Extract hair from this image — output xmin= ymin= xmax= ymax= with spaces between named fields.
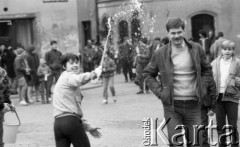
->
xmin=199 ymin=30 xmax=207 ymax=38
xmin=166 ymin=17 xmax=185 ymax=32
xmin=61 ymin=53 xmax=79 ymax=69
xmin=50 ymin=40 xmax=57 ymax=46
xmin=154 ymin=37 xmax=161 ymax=41
xmin=221 ymin=40 xmax=235 ymax=50
xmin=161 ymin=37 xmax=169 ymax=45
xmin=218 ymin=32 xmax=224 ymax=37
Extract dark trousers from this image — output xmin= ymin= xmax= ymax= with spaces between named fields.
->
xmin=54 ymin=116 xmax=90 ymax=147
xmin=201 ymin=107 xmax=210 ymax=147
xmin=135 ymin=63 xmax=149 ymax=91
xmin=39 ymin=81 xmax=50 ymax=102
xmin=164 ymin=100 xmax=201 ymax=147
xmin=216 ymin=94 xmax=239 ymax=147
xmin=47 ymin=70 xmax=61 ymax=98
xmin=121 ymin=61 xmax=133 ymax=81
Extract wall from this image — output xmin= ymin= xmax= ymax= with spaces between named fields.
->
xmin=0 ymin=0 xmax=79 ymax=56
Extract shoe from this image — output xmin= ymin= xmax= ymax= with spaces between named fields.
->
xmin=36 ymin=99 xmax=42 ymax=102
xmin=19 ymin=100 xmax=28 ymax=106
xmin=136 ymin=90 xmax=144 ymax=94
xmin=102 ymin=99 xmax=108 ymax=104
xmin=48 ymin=98 xmax=52 ymax=101
xmin=125 ymin=79 xmax=128 ymax=82
xmin=113 ymin=96 xmax=117 ymax=103
xmin=29 ymin=98 xmax=34 ymax=103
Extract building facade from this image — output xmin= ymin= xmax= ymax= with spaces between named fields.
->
xmin=97 ymin=0 xmax=240 ymax=54
xmin=0 ymin=0 xmax=79 ymax=56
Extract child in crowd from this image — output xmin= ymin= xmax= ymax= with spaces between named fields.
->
xmin=0 ymin=67 xmax=15 ymax=147
xmin=37 ymin=58 xmax=51 ymax=104
xmin=53 ymin=53 xmax=102 ymax=147
xmin=102 ymin=52 xmax=117 ymax=104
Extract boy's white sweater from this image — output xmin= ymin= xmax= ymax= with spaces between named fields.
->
xmin=53 ymin=71 xmax=93 ymax=131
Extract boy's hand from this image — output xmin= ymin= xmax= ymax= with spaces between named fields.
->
xmin=94 ymin=66 xmax=102 ymax=77
xmin=207 ymin=110 xmax=215 ymax=116
xmin=89 ymin=127 xmax=102 ymax=138
xmin=90 ymin=71 xmax=97 ymax=80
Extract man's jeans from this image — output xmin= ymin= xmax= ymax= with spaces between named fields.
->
xmin=103 ymin=76 xmax=115 ymax=99
xmin=164 ymin=100 xmax=201 ymax=147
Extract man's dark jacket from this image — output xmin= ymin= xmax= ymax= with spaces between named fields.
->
xmin=143 ymin=39 xmax=216 ymax=107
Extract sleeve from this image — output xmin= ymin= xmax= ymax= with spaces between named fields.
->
xmin=67 ymin=72 xmax=92 ymax=87
xmin=15 ymin=58 xmax=26 ymax=72
xmin=143 ymin=53 xmax=162 ymax=98
xmin=45 ymin=52 xmax=50 ymax=66
xmin=37 ymin=67 xmax=44 ymax=76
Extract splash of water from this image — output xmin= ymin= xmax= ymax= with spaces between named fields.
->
xmin=100 ymin=17 xmax=112 ymax=66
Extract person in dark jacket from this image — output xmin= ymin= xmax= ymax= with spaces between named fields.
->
xmin=118 ymin=37 xmax=134 ymax=82
xmin=0 ymin=67 xmax=15 ymax=147
xmin=143 ymin=17 xmax=215 ymax=147
xmin=200 ymin=76 xmax=217 ymax=147
xmin=24 ymin=45 xmax=40 ymax=103
xmin=45 ymin=40 xmax=62 ymax=100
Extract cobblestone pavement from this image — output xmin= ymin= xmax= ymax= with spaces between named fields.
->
xmin=3 ymin=74 xmax=235 ymax=147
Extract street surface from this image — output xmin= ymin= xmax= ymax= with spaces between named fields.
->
xmin=3 ymin=74 xmax=234 ymax=147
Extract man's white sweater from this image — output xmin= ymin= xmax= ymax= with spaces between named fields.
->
xmin=171 ymin=42 xmax=197 ymax=101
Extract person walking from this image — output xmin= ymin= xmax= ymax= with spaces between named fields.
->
xmin=144 ymin=17 xmax=215 ymax=147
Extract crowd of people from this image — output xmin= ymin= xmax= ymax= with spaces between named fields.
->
xmin=0 ymin=16 xmax=239 ymax=146
xmin=0 ymin=40 xmax=62 ymax=106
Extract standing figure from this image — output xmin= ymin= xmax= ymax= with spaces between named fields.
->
xmin=45 ymin=40 xmax=62 ymax=100
xmin=14 ymin=47 xmax=29 ymax=106
xmin=53 ymin=53 xmax=102 ymax=147
xmin=24 ymin=45 xmax=40 ymax=103
xmin=37 ymin=58 xmax=51 ymax=104
xmin=119 ymin=37 xmax=134 ymax=82
xmin=211 ymin=40 xmax=240 ymax=147
xmin=144 ymin=17 xmax=215 ymax=147
xmin=102 ymin=52 xmax=116 ymax=104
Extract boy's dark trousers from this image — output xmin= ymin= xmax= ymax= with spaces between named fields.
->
xmin=201 ymin=106 xmax=210 ymax=147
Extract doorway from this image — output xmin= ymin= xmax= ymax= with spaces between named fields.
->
xmin=0 ymin=19 xmax=34 ymax=49
xmin=191 ymin=14 xmax=215 ymax=42
xmin=82 ymin=21 xmax=92 ymax=46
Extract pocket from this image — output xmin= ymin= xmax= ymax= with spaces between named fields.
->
xmin=225 ymin=85 xmax=239 ymax=96
xmin=158 ymin=87 xmax=170 ymax=104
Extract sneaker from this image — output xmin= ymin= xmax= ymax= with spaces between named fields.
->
xmin=19 ymin=100 xmax=28 ymax=106
xmin=136 ymin=90 xmax=144 ymax=94
xmin=113 ymin=96 xmax=117 ymax=103
xmin=102 ymin=99 xmax=108 ymax=104
xmin=29 ymin=98 xmax=34 ymax=103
